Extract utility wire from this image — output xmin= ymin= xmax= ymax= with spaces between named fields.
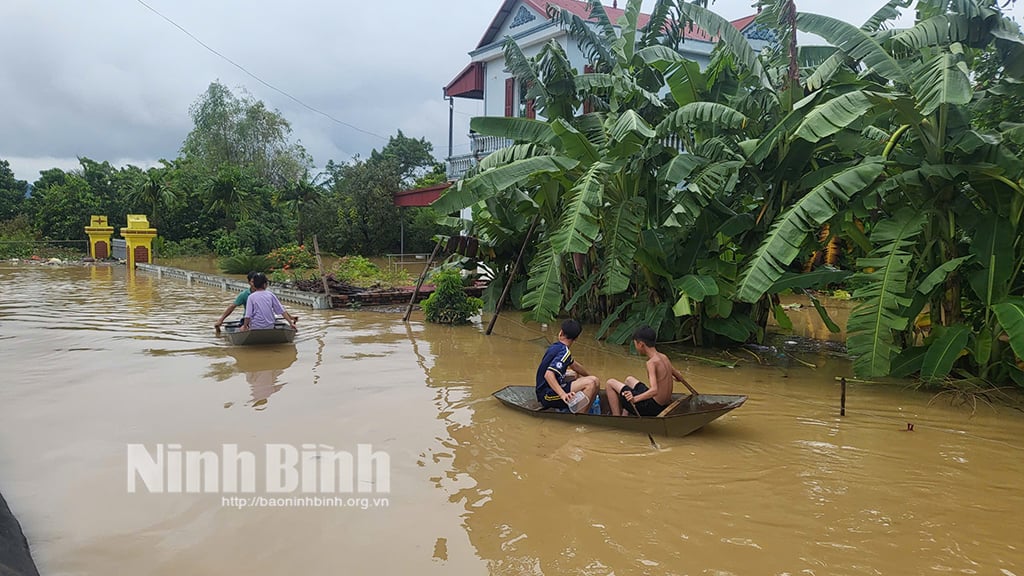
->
xmin=134 ymin=0 xmax=389 ymax=141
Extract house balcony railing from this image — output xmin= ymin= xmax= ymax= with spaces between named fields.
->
xmin=446 ymin=132 xmax=687 ymax=181
xmin=446 ymin=134 xmax=513 ymax=180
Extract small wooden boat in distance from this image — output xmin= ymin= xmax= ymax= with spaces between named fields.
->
xmin=492 ymin=386 xmax=746 ymax=438
xmin=221 ymin=319 xmax=296 ymax=346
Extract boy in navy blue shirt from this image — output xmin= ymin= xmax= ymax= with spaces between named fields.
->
xmin=535 ymin=319 xmax=599 ymax=411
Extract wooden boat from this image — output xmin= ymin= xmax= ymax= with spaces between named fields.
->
xmin=221 ymin=319 xmax=296 ymax=346
xmin=492 ymin=386 xmax=746 ymax=438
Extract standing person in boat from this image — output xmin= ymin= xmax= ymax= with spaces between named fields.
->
xmin=606 ymin=325 xmax=692 ymax=416
xmin=535 ymin=319 xmax=599 ymax=411
xmin=214 ymin=271 xmax=258 ymax=333
xmin=241 ymin=272 xmax=298 ymax=332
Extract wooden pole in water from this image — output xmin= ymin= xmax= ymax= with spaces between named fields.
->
xmin=485 ymin=213 xmax=540 ymax=336
xmin=840 ymin=377 xmax=847 ymax=416
xmin=312 ymin=235 xmax=331 ymax=306
xmin=403 ymin=239 xmax=443 ymax=322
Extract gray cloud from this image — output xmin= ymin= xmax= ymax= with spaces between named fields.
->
xmin=1 ymin=0 xmax=1019 ymax=182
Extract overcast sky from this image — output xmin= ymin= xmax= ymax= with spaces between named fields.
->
xmin=1 ymin=0 xmax=1021 ymax=182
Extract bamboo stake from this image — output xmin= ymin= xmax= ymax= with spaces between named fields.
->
xmin=840 ymin=377 xmax=847 ymax=417
xmin=403 ymin=239 xmax=443 ymax=322
xmin=485 ymin=213 xmax=541 ymax=336
xmin=312 ymin=235 xmax=331 ymax=306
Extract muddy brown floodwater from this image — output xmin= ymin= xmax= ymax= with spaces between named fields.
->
xmin=1 ymin=263 xmax=1023 ymax=575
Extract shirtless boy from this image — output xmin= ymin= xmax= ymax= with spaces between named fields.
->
xmin=606 ymin=325 xmax=694 ymax=417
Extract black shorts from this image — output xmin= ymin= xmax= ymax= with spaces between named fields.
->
xmin=538 ymin=381 xmax=572 ymax=410
xmin=619 ymin=382 xmax=666 ymax=417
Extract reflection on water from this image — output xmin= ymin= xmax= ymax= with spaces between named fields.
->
xmin=1 ymin=263 xmax=1023 ymax=576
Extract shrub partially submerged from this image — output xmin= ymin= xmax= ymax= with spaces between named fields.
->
xmin=421 ymin=268 xmax=483 ymax=325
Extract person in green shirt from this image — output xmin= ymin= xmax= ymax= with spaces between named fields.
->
xmin=214 ymin=271 xmax=257 ymax=333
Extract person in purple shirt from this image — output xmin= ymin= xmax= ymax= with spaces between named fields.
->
xmin=241 ymin=273 xmax=298 ymax=332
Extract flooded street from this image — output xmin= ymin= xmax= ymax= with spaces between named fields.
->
xmin=1 ymin=263 xmax=1023 ymax=575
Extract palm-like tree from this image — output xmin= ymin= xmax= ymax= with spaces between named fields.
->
xmin=126 ymin=166 xmax=177 ymax=227
xmin=276 ymin=171 xmax=325 ymax=245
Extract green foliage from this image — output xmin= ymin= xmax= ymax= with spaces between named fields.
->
xmin=267 ymin=243 xmax=315 ymax=270
xmin=218 ymin=253 xmax=272 ymax=274
xmin=0 ymin=215 xmax=37 ymax=259
xmin=212 ymin=230 xmax=241 ymax=256
xmin=421 ymin=268 xmax=484 ymax=325
xmin=182 ymin=82 xmax=311 ymax=189
xmin=0 ymin=160 xmax=28 ymax=222
xmin=333 ymin=256 xmax=412 ymax=289
xmin=153 ymin=237 xmax=210 ymax=258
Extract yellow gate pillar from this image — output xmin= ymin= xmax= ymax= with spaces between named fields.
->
xmin=85 ymin=216 xmax=114 ymax=259
xmin=120 ymin=215 xmax=158 ymax=269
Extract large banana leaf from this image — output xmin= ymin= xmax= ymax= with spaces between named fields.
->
xmin=470 ymin=116 xmax=557 ymax=145
xmin=847 ymin=208 xmax=928 ymax=378
xmin=676 ymin=274 xmax=719 ymax=301
xmin=993 ymin=298 xmax=1024 ymax=360
xmin=796 ymin=13 xmax=909 ymax=85
xmin=546 ymin=3 xmax=615 ymax=68
xmin=664 ymin=59 xmax=708 ymax=107
xmin=574 ymin=73 xmax=665 ymax=109
xmin=520 ymin=243 xmax=563 ymax=323
xmin=861 ymin=0 xmax=912 ymax=32
xmin=677 ymin=3 xmax=773 ymax=89
xmin=431 ymin=155 xmax=577 ymax=214
xmin=735 ymin=161 xmax=885 ymax=303
xmin=657 ymin=102 xmax=748 ymax=134
xmin=804 ymin=51 xmax=848 ymax=93
xmin=891 ymin=15 xmax=975 ymax=50
xmin=658 ymin=154 xmax=708 ymax=185
xmin=916 ymin=255 xmax=972 ymax=295
xmin=637 ymin=45 xmax=687 ymax=70
xmin=912 ymin=48 xmax=972 ymax=116
xmin=967 ymin=213 xmax=1016 ymax=308
xmin=920 ymin=325 xmax=970 ymax=381
xmin=607 ymin=110 xmax=656 ymax=158
xmin=549 ymin=162 xmax=606 ymax=254
xmin=601 ymin=196 xmax=646 ymax=295
xmin=747 ymin=92 xmax=820 ymax=164
xmin=794 ymin=91 xmax=875 ymax=142
xmin=804 ymin=0 xmax=909 ymax=91
xmin=551 ymin=119 xmax=600 ymax=165
xmin=616 ymin=0 xmax=643 ymax=63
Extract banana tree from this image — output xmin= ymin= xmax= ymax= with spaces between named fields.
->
xmin=739 ymin=0 xmax=1024 ymax=381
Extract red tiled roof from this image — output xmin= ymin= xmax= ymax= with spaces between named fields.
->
xmin=477 ymin=0 xmax=756 ymax=48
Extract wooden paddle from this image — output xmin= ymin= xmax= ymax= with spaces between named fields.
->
xmin=656 ymin=398 xmax=683 ymax=418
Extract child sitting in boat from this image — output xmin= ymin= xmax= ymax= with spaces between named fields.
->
xmin=606 ymin=326 xmax=693 ymax=417
xmin=241 ymin=273 xmax=298 ymax=332
xmin=535 ymin=319 xmax=599 ymax=411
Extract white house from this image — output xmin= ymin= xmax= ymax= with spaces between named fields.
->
xmin=442 ymin=0 xmax=773 ymax=180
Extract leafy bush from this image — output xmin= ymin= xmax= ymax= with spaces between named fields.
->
xmin=268 ymin=243 xmax=315 ymax=270
xmin=0 ymin=215 xmax=37 ymax=259
xmin=420 ymin=268 xmax=483 ymax=325
xmin=334 ymin=255 xmax=412 ymax=289
xmin=219 ymin=253 xmax=272 ymax=274
xmin=269 ymin=268 xmax=318 ymax=285
xmin=212 ymin=230 xmax=241 ymax=256
xmin=155 ymin=236 xmax=210 ymax=258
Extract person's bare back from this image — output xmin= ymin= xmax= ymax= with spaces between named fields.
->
xmin=605 ymin=325 xmax=695 ymax=416
xmin=644 ymin=351 xmax=678 ymax=407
